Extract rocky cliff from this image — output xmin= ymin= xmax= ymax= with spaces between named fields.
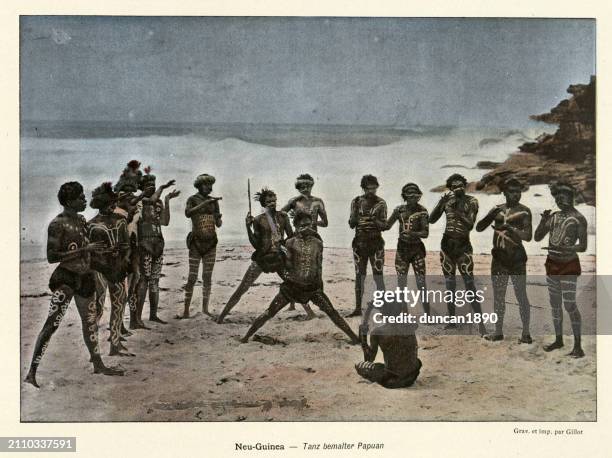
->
xmin=454 ymin=77 xmax=595 ymax=205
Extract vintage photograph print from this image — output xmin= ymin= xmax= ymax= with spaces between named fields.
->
xmin=20 ymin=17 xmax=596 ymax=422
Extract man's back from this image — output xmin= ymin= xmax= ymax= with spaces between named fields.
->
xmin=285 ymin=235 xmax=323 ymax=288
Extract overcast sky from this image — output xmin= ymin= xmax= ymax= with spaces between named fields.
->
xmin=20 ymin=17 xmax=595 ymax=127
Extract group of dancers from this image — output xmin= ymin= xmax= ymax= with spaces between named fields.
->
xmin=24 ymin=160 xmax=588 ymax=389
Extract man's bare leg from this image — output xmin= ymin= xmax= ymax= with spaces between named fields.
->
xmin=128 ymin=263 xmax=145 ymax=329
xmin=95 ymin=274 xmax=127 ymax=341
xmin=355 ymin=361 xmax=387 ymax=383
xmin=561 ymin=276 xmax=584 ymax=358
xmin=544 ymin=275 xmax=565 ymax=352
xmin=26 ymin=287 xmax=124 ymax=388
xmin=440 ymin=250 xmax=458 ymax=329
xmin=287 ymin=301 xmax=306 ymax=313
xmin=486 ymin=266 xmax=509 ymax=341
xmin=108 ymin=281 xmax=134 ymax=356
xmin=456 ymin=251 xmax=487 ymax=336
xmin=148 ymin=281 xmax=166 ymax=324
xmin=74 ymin=294 xmax=124 ymax=376
xmin=94 ymin=272 xmax=107 ymax=323
xmin=462 ymin=274 xmax=487 ymax=336
xmin=200 ymin=247 xmax=217 ymax=316
xmin=311 ymin=292 xmax=359 ymax=343
xmin=179 ymin=249 xmax=201 ymax=319
xmin=411 ymin=255 xmax=431 ymax=315
xmin=119 ymin=278 xmax=131 ymax=336
xmin=148 ymin=255 xmax=167 ymax=324
xmin=300 ymin=303 xmax=316 ymax=320
xmin=217 ymin=262 xmax=262 ymax=323
xmin=25 ymin=286 xmax=73 ymax=388
xmin=348 ymin=249 xmax=368 ymax=317
xmin=134 ymin=276 xmax=150 ymax=329
xmin=240 ymin=292 xmax=290 ymax=343
xmin=371 ymin=248 xmax=386 ymax=290
xmin=511 ymin=273 xmax=532 ymax=343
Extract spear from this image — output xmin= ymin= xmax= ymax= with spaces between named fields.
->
xmin=247 ymin=178 xmax=252 ymax=215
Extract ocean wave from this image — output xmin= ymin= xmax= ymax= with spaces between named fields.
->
xmin=214 ymin=133 xmax=403 ymax=148
xmin=20 ymin=122 xmax=564 ymax=254
xmin=476 ymin=126 xmax=548 ymax=151
xmin=21 ymin=120 xmax=460 ymax=147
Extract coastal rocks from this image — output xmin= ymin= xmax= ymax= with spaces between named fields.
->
xmin=474 ymin=152 xmax=593 ymax=201
xmin=479 ymin=77 xmax=595 ymax=204
xmin=434 ymin=77 xmax=596 ymax=205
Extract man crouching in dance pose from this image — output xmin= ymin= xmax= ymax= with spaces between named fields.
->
xmin=476 ymin=178 xmax=533 ymax=343
xmin=535 ymin=181 xmax=587 ymax=358
xmin=347 ymin=174 xmax=387 ymax=317
xmin=430 ymin=173 xmax=487 ymax=335
xmin=355 ymin=300 xmax=422 ymax=389
xmin=282 ymin=173 xmax=328 ymax=311
xmin=217 ymin=187 xmax=314 ymax=323
xmin=385 ymin=182 xmax=430 ymax=315
xmin=135 ymin=168 xmax=180 ymax=324
xmin=88 ymin=182 xmax=134 ymax=356
xmin=240 ymin=212 xmax=359 ymax=344
xmin=179 ymin=174 xmax=221 ymax=319
xmin=25 ymin=182 xmax=124 ymax=388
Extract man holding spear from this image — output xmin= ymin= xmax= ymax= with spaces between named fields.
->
xmin=217 ymin=181 xmax=314 ymax=323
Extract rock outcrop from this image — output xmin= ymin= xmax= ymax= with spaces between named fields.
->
xmin=435 ymin=77 xmax=596 ymax=205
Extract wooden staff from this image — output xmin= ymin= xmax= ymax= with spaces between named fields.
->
xmin=247 ymin=178 xmax=252 ymax=215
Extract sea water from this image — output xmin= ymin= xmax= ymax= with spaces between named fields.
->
xmin=20 ymin=121 xmax=594 ymax=260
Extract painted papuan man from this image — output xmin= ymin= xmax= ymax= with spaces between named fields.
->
xmin=430 ymin=173 xmax=487 ymax=335
xmin=93 ymin=161 xmax=144 ymax=337
xmin=114 ymin=160 xmax=145 ymax=330
xmin=134 ymin=167 xmax=180 ymax=325
xmin=88 ymin=182 xmax=134 ymax=356
xmin=355 ymin=300 xmax=422 ymax=389
xmin=240 ymin=212 xmax=359 ymax=344
xmin=385 ymin=182 xmax=430 ymax=314
xmin=179 ymin=174 xmax=221 ymax=318
xmin=476 ymin=178 xmax=533 ymax=343
xmin=25 ymin=182 xmax=124 ymax=388
xmin=281 ymin=173 xmax=329 ymax=311
xmin=347 ymin=174 xmax=387 ymax=317
xmin=216 ymin=187 xmax=314 ymax=324
xmin=281 ymin=173 xmax=328 ymax=231
xmin=534 ymin=181 xmax=587 ymax=358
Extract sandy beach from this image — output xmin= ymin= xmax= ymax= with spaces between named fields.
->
xmin=20 ymin=245 xmax=596 ymax=422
